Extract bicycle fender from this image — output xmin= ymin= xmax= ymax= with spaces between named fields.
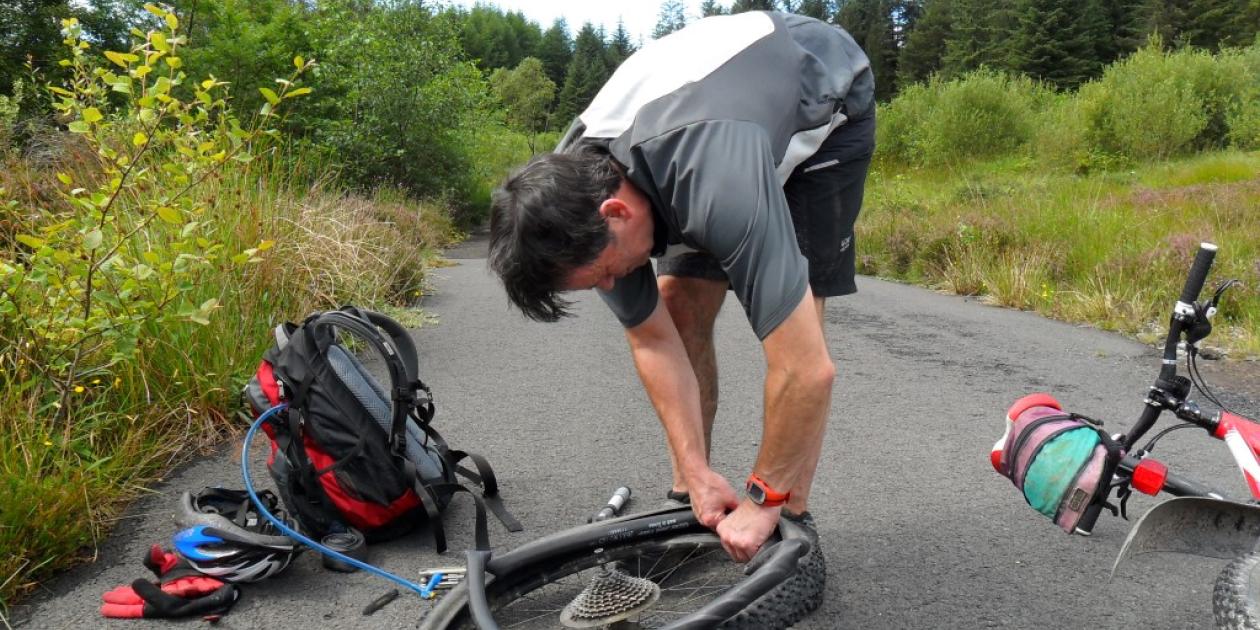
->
xmin=1112 ymin=497 xmax=1260 ymax=579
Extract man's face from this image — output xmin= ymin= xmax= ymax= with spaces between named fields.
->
xmin=563 ymin=235 xmax=651 ymax=292
xmin=561 ymin=181 xmax=654 ymax=292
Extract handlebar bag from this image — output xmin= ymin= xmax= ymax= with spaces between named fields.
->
xmin=995 ymin=396 xmax=1123 ymax=534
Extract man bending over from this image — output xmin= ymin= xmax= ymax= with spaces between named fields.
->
xmin=487 ymin=10 xmax=875 ymax=564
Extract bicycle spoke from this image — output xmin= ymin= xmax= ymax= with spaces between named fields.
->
xmin=481 ymin=539 xmax=752 ymax=629
xmin=648 ymin=544 xmax=706 ymax=585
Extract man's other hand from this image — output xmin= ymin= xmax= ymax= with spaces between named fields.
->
xmin=715 ymin=500 xmax=780 ymax=563
xmin=689 ymin=469 xmax=739 ymax=529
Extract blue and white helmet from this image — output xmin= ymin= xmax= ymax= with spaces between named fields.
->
xmin=173 ymin=488 xmax=300 ymax=583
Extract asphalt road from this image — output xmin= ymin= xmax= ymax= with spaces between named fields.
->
xmin=15 ymin=234 xmax=1259 ymax=630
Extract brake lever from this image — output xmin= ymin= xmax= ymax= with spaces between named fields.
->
xmin=1185 ymin=301 xmax=1214 ymax=347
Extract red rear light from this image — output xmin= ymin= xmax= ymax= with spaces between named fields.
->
xmin=1132 ymin=458 xmax=1169 ymax=496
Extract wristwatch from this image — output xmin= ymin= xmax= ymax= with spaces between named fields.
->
xmin=745 ymin=474 xmax=790 ymax=507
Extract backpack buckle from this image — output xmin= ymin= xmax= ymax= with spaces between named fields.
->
xmin=393 ymin=386 xmax=416 ymax=404
xmin=390 ymin=432 xmax=407 ymax=458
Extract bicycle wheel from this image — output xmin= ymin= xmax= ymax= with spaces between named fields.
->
xmin=422 ymin=506 xmax=824 ymax=630
xmin=1214 ymin=552 xmax=1260 ymax=630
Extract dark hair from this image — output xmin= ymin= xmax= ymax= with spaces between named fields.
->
xmin=488 ymin=145 xmax=622 ymax=321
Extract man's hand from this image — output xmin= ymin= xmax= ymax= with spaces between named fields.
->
xmin=715 ymin=500 xmax=780 ymax=563
xmin=688 ymin=468 xmax=739 ymax=529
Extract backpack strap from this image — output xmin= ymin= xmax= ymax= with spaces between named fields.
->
xmin=449 ymin=449 xmax=523 ymax=533
xmin=357 ymin=309 xmax=420 ymax=384
xmin=402 ymin=457 xmax=452 ymax=553
xmin=361 ymin=308 xmax=435 ymax=424
xmin=308 ymin=310 xmax=420 ymax=460
xmin=414 ymin=420 xmax=523 ymax=534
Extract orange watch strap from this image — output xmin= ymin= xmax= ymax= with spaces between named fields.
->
xmin=746 ymin=473 xmax=791 ymax=506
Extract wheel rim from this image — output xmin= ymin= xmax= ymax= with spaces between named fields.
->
xmin=473 ymin=533 xmax=755 ymax=629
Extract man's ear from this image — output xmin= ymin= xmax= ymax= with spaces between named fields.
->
xmin=598 ymin=196 xmax=630 ymax=221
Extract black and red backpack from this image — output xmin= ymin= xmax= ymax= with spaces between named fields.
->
xmin=243 ymin=306 xmax=520 ymax=552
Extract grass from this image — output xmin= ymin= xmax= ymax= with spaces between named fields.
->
xmin=0 ymin=142 xmax=460 ymax=613
xmin=859 ymin=149 xmax=1260 ymax=358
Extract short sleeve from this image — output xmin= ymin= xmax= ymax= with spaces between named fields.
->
xmin=597 ymin=263 xmax=658 ymax=329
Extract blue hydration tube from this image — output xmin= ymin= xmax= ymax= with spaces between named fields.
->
xmin=242 ymin=404 xmax=430 ymax=597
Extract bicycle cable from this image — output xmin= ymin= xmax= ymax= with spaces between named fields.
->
xmin=1188 ymin=350 xmax=1228 ymax=410
xmin=1184 ymin=279 xmax=1243 ymax=415
xmin=1140 ymin=421 xmax=1198 ymax=454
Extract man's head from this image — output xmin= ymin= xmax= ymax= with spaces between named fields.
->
xmin=489 ymin=145 xmax=655 ymax=321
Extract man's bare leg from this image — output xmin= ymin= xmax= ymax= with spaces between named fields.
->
xmin=787 ymin=296 xmax=831 ymax=513
xmin=658 ymin=275 xmax=727 ymax=494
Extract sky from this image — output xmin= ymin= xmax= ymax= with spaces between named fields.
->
xmin=445 ymin=1 xmax=719 ymax=44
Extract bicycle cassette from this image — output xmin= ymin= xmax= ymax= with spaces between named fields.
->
xmin=560 ymin=567 xmax=661 ymax=628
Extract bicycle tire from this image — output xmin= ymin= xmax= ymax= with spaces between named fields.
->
xmin=422 ymin=506 xmax=824 ymax=629
xmin=1215 ymin=552 xmax=1260 ymax=630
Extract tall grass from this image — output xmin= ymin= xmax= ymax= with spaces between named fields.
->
xmin=865 ymin=41 xmax=1260 ymax=358
xmin=859 ymin=151 xmax=1260 ymax=357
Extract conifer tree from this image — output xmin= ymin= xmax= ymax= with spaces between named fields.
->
xmin=796 ymin=0 xmax=835 ymax=20
xmin=653 ymin=0 xmax=688 ymax=38
xmin=1012 ymin=0 xmax=1107 ymax=89
xmin=1146 ymin=0 xmax=1257 ymax=50
xmin=700 ymin=0 xmax=728 ymax=16
xmin=836 ymin=0 xmax=901 ymax=99
xmin=556 ymin=22 xmax=612 ymax=123
xmin=898 ymin=0 xmax=953 ymax=85
xmin=537 ymin=18 xmax=573 ymax=90
xmin=607 ymin=18 xmax=637 ymax=67
xmin=731 ymin=0 xmax=778 ymax=12
xmin=1179 ymin=0 xmax=1254 ymax=49
xmin=1099 ymin=0 xmax=1150 ymax=64
xmin=940 ymin=0 xmax=1019 ymax=76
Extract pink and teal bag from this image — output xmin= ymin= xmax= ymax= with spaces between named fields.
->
xmin=991 ymin=393 xmax=1123 ymax=535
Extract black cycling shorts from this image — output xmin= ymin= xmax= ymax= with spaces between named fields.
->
xmin=657 ymin=110 xmax=876 ymax=298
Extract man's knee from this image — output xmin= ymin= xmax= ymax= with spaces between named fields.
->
xmin=658 ymin=276 xmax=725 ymax=335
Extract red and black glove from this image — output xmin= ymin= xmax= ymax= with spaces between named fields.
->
xmin=100 ymin=545 xmax=240 ymax=619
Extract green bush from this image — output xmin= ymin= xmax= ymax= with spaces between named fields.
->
xmin=876 ymin=69 xmax=1055 ymax=167
xmin=1226 ymin=43 xmax=1260 ymax=149
xmin=1075 ymin=41 xmax=1260 ymax=160
xmin=301 ymin=1 xmax=496 ymax=224
xmin=0 ymin=89 xmax=15 ymax=150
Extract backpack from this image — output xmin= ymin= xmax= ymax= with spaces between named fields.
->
xmin=243 ymin=306 xmax=521 ymax=552
xmin=991 ymin=393 xmax=1123 ymax=535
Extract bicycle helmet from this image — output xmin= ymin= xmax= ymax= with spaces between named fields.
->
xmin=173 ymin=487 xmax=301 ymax=583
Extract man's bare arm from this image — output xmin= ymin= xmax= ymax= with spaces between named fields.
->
xmin=716 ymin=287 xmax=833 ymax=561
xmin=756 ymin=286 xmax=834 ymax=503
xmin=625 ymin=299 xmax=739 ymax=527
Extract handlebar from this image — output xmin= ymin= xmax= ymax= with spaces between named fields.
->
xmin=1159 ymin=242 xmax=1217 ymax=376
xmin=1178 ymin=243 xmax=1218 ymax=306
xmin=1125 ymin=242 xmax=1219 ymax=448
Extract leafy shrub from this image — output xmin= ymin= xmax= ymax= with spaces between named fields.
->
xmin=301 ymin=1 xmax=495 ymax=224
xmin=0 ymin=6 xmax=308 ymax=604
xmin=876 ymin=69 xmax=1056 ymax=167
xmin=1226 ymin=43 xmax=1260 ymax=150
xmin=0 ymin=91 xmax=15 ymax=151
xmin=1075 ymin=41 xmax=1260 ymax=160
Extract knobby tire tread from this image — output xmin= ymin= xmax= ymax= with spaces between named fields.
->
xmin=717 ymin=530 xmax=826 ymax=630
xmin=1214 ymin=552 xmax=1260 ymax=630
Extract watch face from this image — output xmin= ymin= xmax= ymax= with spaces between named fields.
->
xmin=747 ymin=481 xmax=766 ymax=504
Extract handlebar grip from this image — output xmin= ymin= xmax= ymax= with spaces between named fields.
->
xmin=1177 ymin=243 xmax=1218 ymax=305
